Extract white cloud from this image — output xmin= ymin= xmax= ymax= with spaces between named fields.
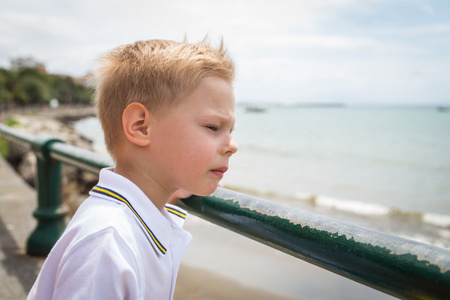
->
xmin=0 ymin=10 xmax=85 ymax=45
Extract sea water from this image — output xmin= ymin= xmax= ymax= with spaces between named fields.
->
xmin=74 ymin=105 xmax=450 ymax=248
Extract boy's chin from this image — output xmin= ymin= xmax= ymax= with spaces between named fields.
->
xmin=193 ymin=187 xmax=219 ymax=197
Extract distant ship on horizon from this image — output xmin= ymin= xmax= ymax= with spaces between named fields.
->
xmin=245 ymin=105 xmax=267 ymax=113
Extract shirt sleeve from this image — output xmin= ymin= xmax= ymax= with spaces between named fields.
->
xmin=52 ymin=228 xmax=141 ymax=300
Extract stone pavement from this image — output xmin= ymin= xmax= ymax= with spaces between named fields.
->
xmin=0 ymin=155 xmax=45 ymax=300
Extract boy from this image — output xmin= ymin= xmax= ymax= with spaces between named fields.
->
xmin=28 ymin=39 xmax=238 ymax=299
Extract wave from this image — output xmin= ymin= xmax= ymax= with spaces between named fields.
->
xmin=223 ymin=184 xmax=450 ymax=228
xmin=422 ymin=213 xmax=450 ymax=228
xmin=313 ymin=195 xmax=450 ymax=228
xmin=312 ymin=195 xmax=393 ymax=216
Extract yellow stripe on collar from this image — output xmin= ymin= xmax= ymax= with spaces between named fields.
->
xmin=165 ymin=207 xmax=187 ymax=219
xmin=91 ymin=186 xmax=167 ymax=255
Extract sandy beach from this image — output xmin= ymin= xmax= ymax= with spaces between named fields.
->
xmin=175 ymin=264 xmax=295 ymax=300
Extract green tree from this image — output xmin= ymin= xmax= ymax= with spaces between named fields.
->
xmin=52 ymin=76 xmax=76 ymax=103
xmin=0 ymin=68 xmax=13 ymax=102
xmin=14 ymin=68 xmax=52 ymax=103
xmin=18 ymin=67 xmax=50 ymax=83
xmin=16 ymin=76 xmax=52 ymax=103
xmin=77 ymin=86 xmax=94 ymax=103
xmin=1 ymin=59 xmax=94 ymax=105
xmin=53 ymin=75 xmax=94 ymax=104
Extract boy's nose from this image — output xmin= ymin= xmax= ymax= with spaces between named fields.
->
xmin=226 ymin=139 xmax=238 ymax=156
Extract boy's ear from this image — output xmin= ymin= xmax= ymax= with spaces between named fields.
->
xmin=122 ymin=102 xmax=152 ymax=146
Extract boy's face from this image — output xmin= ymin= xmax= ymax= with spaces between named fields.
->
xmin=148 ymin=76 xmax=237 ymax=196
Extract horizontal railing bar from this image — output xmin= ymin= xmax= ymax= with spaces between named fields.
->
xmin=0 ymin=123 xmax=35 ymax=148
xmin=49 ymin=142 xmax=113 ymax=175
xmin=178 ymin=188 xmax=450 ymax=300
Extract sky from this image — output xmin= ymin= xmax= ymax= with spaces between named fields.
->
xmin=1 ymin=0 xmax=449 ymax=105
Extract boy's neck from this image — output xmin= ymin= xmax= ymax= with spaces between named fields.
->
xmin=114 ymin=162 xmax=171 ymax=211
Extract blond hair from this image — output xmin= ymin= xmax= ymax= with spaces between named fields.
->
xmin=93 ymin=39 xmax=235 ymax=158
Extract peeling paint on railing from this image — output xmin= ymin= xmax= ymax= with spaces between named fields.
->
xmin=178 ymin=188 xmax=450 ymax=299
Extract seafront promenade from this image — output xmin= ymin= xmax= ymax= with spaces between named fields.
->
xmin=0 ymin=155 xmax=44 ymax=299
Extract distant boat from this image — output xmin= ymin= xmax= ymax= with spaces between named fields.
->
xmin=437 ymin=106 xmax=449 ymax=112
xmin=245 ymin=106 xmax=266 ymax=113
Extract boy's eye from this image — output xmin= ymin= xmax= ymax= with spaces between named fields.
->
xmin=206 ymin=125 xmax=218 ymax=132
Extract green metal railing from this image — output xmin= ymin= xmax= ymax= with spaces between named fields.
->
xmin=0 ymin=123 xmax=113 ymax=256
xmin=1 ymin=123 xmax=450 ymax=299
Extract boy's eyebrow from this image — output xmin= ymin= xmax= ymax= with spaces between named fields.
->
xmin=203 ymin=111 xmax=235 ymax=126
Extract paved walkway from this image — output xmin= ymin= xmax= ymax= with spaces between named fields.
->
xmin=0 ymin=155 xmax=45 ymax=300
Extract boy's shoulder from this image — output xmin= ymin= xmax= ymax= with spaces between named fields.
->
xmin=65 ymin=195 xmax=142 ymax=247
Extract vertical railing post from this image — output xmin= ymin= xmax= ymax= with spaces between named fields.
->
xmin=27 ymin=137 xmax=67 ymax=256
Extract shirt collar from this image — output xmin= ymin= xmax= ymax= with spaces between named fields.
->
xmin=89 ymin=167 xmax=188 ymax=256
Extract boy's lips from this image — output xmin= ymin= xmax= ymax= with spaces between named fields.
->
xmin=211 ymin=166 xmax=228 ymax=178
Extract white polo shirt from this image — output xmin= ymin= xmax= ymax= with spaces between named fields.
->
xmin=28 ymin=168 xmax=192 ymax=300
